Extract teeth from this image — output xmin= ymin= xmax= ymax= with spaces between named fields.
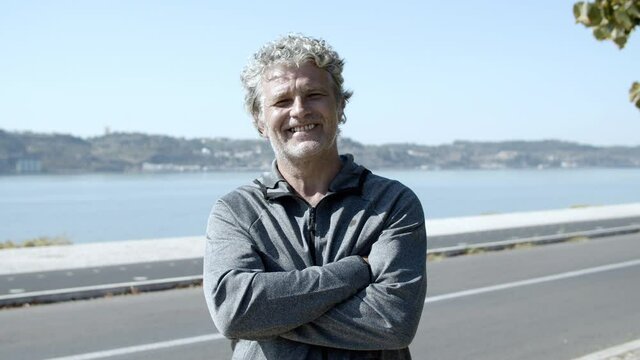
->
xmin=290 ymin=124 xmax=316 ymax=132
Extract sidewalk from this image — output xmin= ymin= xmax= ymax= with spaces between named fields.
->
xmin=0 ymin=236 xmax=204 ymax=276
xmin=426 ymin=202 xmax=640 ymax=236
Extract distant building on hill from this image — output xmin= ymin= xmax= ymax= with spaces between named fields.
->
xmin=15 ymin=159 xmax=42 ymax=174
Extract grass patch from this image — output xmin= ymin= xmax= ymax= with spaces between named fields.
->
xmin=427 ymin=253 xmax=446 ymax=262
xmin=0 ymin=236 xmax=72 ymax=250
xmin=566 ymin=236 xmax=589 ymax=243
xmin=512 ymin=242 xmax=534 ymax=250
xmin=465 ymin=247 xmax=487 ymax=255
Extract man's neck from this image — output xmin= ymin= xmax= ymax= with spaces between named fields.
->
xmin=276 ymin=151 xmax=342 ymax=207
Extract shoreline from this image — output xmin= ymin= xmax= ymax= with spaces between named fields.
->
xmin=3 ymin=166 xmax=640 ymax=178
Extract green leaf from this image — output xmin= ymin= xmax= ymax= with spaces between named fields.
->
xmin=630 ymin=82 xmax=640 ymax=109
xmin=613 ymin=32 xmax=629 ymax=48
xmin=611 ymin=27 xmax=627 ymax=49
xmin=588 ymin=3 xmax=605 ymax=25
xmin=574 ymin=2 xmax=590 ymax=24
xmin=626 ymin=4 xmax=640 ymax=19
xmin=614 ymin=8 xmax=634 ymax=29
xmin=593 ymin=25 xmax=612 ymax=40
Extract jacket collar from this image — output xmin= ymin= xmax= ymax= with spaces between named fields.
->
xmin=254 ymin=154 xmax=369 ymax=200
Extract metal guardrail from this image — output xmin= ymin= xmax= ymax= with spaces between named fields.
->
xmin=2 ymin=224 xmax=639 ymax=307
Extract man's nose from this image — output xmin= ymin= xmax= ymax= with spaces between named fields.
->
xmin=290 ymin=96 xmax=310 ymax=118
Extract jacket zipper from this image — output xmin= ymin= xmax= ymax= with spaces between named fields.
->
xmin=308 ymin=206 xmax=317 ymax=264
xmin=298 ymin=195 xmax=337 ymax=265
xmin=309 ymin=207 xmax=316 ymax=237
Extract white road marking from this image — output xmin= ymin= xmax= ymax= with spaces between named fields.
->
xmin=572 ymin=338 xmax=640 ymax=360
xmin=426 ymin=258 xmax=640 ymax=303
xmin=65 ymin=272 xmax=74 ymax=277
xmin=43 ymin=334 xmax=225 ymax=360
xmin=39 ymin=258 xmax=640 ymax=360
xmin=9 ymin=288 xmax=25 ymax=294
xmin=132 ymin=276 xmax=147 ymax=281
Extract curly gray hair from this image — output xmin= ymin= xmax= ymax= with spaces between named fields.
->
xmin=241 ymin=34 xmax=353 ymax=132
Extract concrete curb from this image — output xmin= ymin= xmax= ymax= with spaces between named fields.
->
xmin=0 ymin=275 xmax=202 ymax=307
xmin=427 ymin=224 xmax=640 ymax=257
xmin=573 ymin=339 xmax=640 ymax=360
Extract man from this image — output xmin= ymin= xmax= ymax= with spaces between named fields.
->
xmin=203 ymin=34 xmax=427 ymax=359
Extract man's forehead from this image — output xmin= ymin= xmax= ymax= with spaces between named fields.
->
xmin=262 ymin=62 xmax=329 ymax=84
xmin=263 ymin=66 xmax=296 ymax=84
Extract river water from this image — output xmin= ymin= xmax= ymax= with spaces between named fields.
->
xmin=1 ymin=168 xmax=639 ymax=244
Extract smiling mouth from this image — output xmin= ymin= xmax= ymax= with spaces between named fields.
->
xmin=289 ymin=124 xmax=317 ymax=133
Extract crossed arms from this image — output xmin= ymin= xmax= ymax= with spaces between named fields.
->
xmin=203 ymin=190 xmax=427 ymax=350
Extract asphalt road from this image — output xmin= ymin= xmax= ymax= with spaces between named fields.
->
xmin=1 ymin=233 xmax=639 ymax=360
xmin=0 ymin=259 xmax=203 ymax=298
xmin=2 ymin=216 xmax=639 ymax=299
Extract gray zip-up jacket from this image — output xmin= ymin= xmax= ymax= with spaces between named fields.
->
xmin=203 ymin=154 xmax=427 ymax=359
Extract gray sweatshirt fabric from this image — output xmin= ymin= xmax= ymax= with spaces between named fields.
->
xmin=203 ymin=154 xmax=427 ymax=359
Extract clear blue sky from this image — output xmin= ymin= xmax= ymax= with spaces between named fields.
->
xmin=1 ymin=0 xmax=639 ymax=146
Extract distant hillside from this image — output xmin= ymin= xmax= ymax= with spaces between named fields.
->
xmin=1 ymin=129 xmax=639 ymax=174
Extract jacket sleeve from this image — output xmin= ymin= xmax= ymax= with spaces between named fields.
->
xmin=280 ymin=188 xmax=427 ymax=350
xmin=203 ymin=199 xmax=371 ymax=340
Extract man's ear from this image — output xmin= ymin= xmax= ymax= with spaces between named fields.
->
xmin=338 ymin=98 xmax=346 ymax=122
xmin=255 ymin=116 xmax=267 ymax=138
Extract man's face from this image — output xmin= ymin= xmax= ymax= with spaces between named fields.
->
xmin=257 ymin=62 xmax=343 ymax=163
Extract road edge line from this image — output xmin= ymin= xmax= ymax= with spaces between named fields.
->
xmin=425 ymin=258 xmax=640 ymax=303
xmin=43 ymin=334 xmax=225 ymax=360
xmin=572 ymin=338 xmax=640 ymax=360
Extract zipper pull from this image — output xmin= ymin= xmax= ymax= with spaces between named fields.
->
xmin=309 ymin=208 xmax=316 ymax=237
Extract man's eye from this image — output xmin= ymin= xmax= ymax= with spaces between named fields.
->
xmin=273 ymin=99 xmax=291 ymax=107
xmin=308 ymin=93 xmax=324 ymax=99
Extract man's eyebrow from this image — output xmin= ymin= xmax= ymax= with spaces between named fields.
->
xmin=300 ymin=85 xmax=330 ymax=95
xmin=268 ymin=90 xmax=290 ymax=101
xmin=307 ymin=89 xmax=328 ymax=94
